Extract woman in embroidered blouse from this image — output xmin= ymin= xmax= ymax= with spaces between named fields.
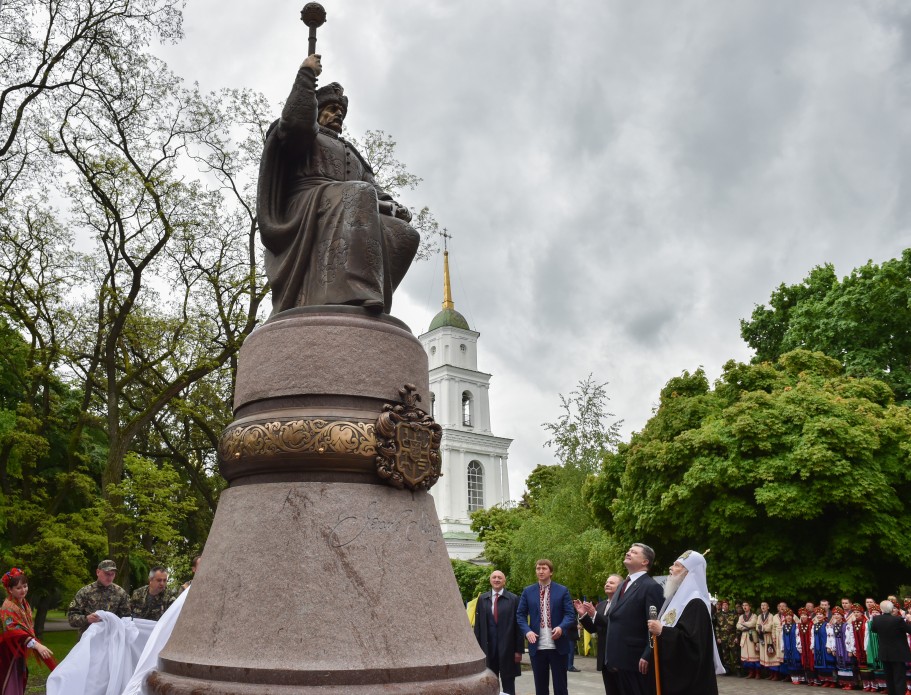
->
xmin=1 ymin=568 xmax=54 ymax=694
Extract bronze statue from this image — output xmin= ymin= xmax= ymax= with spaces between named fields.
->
xmin=257 ymin=53 xmax=420 ymax=315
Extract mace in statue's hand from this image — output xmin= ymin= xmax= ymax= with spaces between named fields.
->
xmin=302 ymin=53 xmax=322 ymax=76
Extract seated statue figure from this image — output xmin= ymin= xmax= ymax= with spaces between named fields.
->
xmin=257 ymin=53 xmax=420 ymax=315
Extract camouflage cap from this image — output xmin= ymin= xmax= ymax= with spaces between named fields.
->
xmin=97 ymin=560 xmax=117 ymax=571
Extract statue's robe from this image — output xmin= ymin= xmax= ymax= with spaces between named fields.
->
xmin=257 ymin=65 xmax=419 ymax=314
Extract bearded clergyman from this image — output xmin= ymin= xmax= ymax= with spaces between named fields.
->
xmin=257 ymin=53 xmax=420 ymax=315
xmin=646 ymin=550 xmax=725 ymax=695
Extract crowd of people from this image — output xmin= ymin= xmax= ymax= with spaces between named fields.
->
xmin=714 ymin=596 xmax=911 ymax=693
xmin=470 ymin=546 xmax=911 ymax=695
xmin=3 ymin=549 xmax=910 ymax=695
xmin=472 ymin=543 xmax=724 ymax=695
xmin=0 ymin=556 xmax=199 ymax=693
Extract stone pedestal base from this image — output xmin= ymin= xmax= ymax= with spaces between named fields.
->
xmin=148 ymin=482 xmax=498 ymax=694
xmin=147 ymin=309 xmax=498 ymax=694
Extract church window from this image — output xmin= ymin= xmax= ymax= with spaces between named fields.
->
xmin=462 ymin=391 xmax=472 ymax=426
xmin=430 ymin=346 xmax=436 ymax=355
xmin=460 ymin=344 xmax=466 ymax=352
xmin=430 ymin=392 xmax=435 ymax=419
xmin=467 ymin=460 xmax=484 ymax=512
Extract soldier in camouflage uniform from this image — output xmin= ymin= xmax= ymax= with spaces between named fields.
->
xmin=67 ymin=559 xmax=130 ymax=636
xmin=714 ymin=598 xmax=740 ymax=675
xmin=130 ymin=566 xmax=174 ymax=620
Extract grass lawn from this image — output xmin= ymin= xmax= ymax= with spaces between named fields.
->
xmin=25 ymin=630 xmax=79 ymax=695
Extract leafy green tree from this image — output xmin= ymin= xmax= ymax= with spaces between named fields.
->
xmin=741 ymin=250 xmax=911 ymax=402
xmin=0 ymin=314 xmax=107 ymax=633
xmin=542 ymin=374 xmax=622 ymax=474
xmin=587 ymin=350 xmax=911 ymax=602
xmin=0 ymin=0 xmax=183 ymax=199
xmin=470 ymin=502 xmax=529 ymax=581
xmin=450 ymin=559 xmax=490 ymax=603
xmin=505 ymin=464 xmax=616 ymax=598
xmin=104 ymin=453 xmax=198 ymax=580
xmin=472 ymin=377 xmax=625 ymax=600
xmin=34 ymin=58 xmax=270 ymax=589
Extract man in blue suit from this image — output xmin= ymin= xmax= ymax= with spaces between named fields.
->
xmin=517 ymin=558 xmax=575 ymax=695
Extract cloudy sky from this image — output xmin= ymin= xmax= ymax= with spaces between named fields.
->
xmin=160 ymin=0 xmax=910 ymax=500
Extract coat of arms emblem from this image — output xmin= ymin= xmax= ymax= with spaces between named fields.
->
xmin=375 ymin=384 xmax=442 ymax=490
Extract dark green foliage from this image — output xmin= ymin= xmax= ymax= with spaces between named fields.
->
xmin=470 ymin=377 xmax=626 ymax=602
xmin=450 ymin=559 xmax=491 ymax=603
xmin=742 ymin=250 xmax=911 ymax=403
xmin=588 ymin=350 xmax=911 ymax=602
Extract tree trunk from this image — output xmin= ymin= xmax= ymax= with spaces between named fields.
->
xmin=33 ymin=593 xmax=56 ymax=638
xmin=103 ymin=439 xmax=132 ymax=593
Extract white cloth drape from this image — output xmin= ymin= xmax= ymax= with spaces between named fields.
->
xmin=46 ymin=612 xmax=156 ymax=695
xmin=121 ymin=585 xmax=189 ymax=694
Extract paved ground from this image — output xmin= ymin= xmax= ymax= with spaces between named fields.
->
xmin=512 ymin=655 xmax=795 ymax=694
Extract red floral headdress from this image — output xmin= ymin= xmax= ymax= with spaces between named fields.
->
xmin=2 ymin=567 xmax=23 ymax=591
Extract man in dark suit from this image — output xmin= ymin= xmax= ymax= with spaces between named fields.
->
xmin=603 ymin=543 xmax=664 ymax=695
xmin=517 ymin=558 xmax=575 ymax=695
xmin=474 ymin=570 xmax=524 ymax=695
xmin=870 ymin=600 xmax=911 ymax=695
xmin=577 ymin=573 xmax=623 ymax=693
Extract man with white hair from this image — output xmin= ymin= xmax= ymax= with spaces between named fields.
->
xmin=646 ymin=550 xmax=724 ymax=695
xmin=575 ymin=573 xmax=623 ymax=693
xmin=869 ymin=600 xmax=911 ymax=695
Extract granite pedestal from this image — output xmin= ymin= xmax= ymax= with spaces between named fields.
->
xmin=147 ymin=308 xmax=499 ymax=694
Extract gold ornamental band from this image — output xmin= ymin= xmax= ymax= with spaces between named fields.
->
xmin=219 ymin=418 xmax=377 ymax=464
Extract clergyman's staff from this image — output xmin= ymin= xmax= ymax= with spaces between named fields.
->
xmin=649 ymin=604 xmax=662 ymax=695
xmin=300 ymin=2 xmax=327 ymax=55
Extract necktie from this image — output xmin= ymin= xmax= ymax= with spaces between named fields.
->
xmin=493 ymin=593 xmax=499 ymax=623
xmin=618 ymin=578 xmax=630 ymax=599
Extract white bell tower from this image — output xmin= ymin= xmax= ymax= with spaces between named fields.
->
xmin=419 ymin=242 xmax=512 ymax=561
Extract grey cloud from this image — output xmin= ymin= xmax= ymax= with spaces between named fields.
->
xmin=158 ymin=0 xmax=911 ymax=498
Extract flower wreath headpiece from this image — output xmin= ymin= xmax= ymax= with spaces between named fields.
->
xmin=2 ymin=567 xmax=23 ymax=591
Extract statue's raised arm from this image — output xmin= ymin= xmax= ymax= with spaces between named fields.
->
xmin=257 ymin=56 xmax=420 ymax=315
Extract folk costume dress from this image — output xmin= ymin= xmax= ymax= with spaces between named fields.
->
xmin=795 ymin=612 xmax=817 ymax=684
xmin=813 ymin=612 xmax=837 ymax=686
xmin=826 ymin=615 xmax=856 ymax=688
xmin=849 ymin=610 xmax=874 ymax=691
xmin=1 ymin=595 xmax=55 ymax=694
xmin=781 ymin=617 xmax=804 ymax=683
xmin=757 ymin=609 xmax=783 ymax=676
xmin=737 ymin=610 xmax=760 ymax=672
xmin=864 ymin=613 xmax=887 ymax=692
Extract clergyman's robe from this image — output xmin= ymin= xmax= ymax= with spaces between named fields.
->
xmin=654 ymin=599 xmax=719 ymax=695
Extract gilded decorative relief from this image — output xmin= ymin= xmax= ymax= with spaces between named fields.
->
xmin=219 ymin=419 xmax=376 ymax=463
